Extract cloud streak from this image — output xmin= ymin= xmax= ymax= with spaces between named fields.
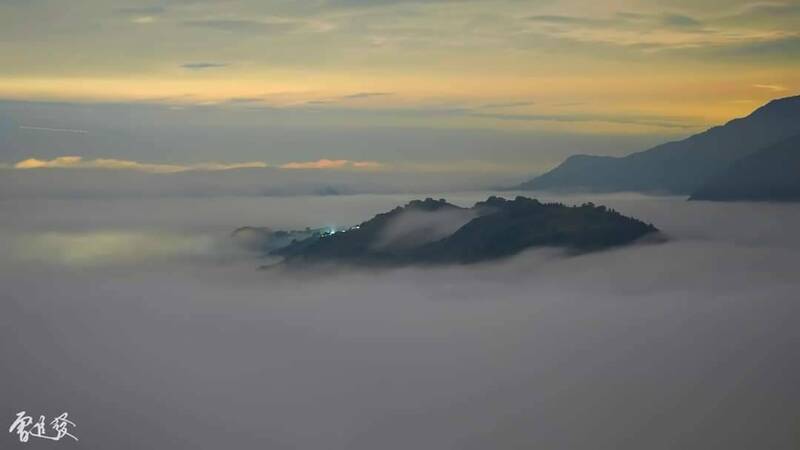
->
xmin=19 ymin=125 xmax=89 ymax=134
xmin=279 ymin=159 xmax=384 ymax=170
xmin=12 ymin=156 xmax=268 ymax=173
xmin=7 ymin=156 xmax=386 ymax=174
xmin=753 ymin=83 xmax=788 ymax=92
xmin=182 ymin=16 xmax=333 ymax=34
xmin=117 ymin=6 xmax=166 ymax=24
xmin=341 ymin=92 xmax=393 ymax=100
xmin=181 ymin=62 xmax=229 ymax=70
xmin=526 ymin=9 xmax=798 ymax=52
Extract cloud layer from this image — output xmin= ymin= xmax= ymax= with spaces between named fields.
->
xmin=1 ymin=192 xmax=799 ymax=449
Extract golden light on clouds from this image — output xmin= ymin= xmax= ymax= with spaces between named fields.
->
xmin=8 ymin=156 xmax=385 ymax=173
xmin=1 ymin=63 xmax=796 ymax=133
xmin=0 ymin=0 xmax=797 ymax=135
xmin=279 ymin=160 xmax=384 ymax=170
xmin=13 ymin=156 xmax=268 ymax=173
xmin=753 ymin=84 xmax=789 ymax=92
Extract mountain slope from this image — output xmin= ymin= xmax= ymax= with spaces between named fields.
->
xmin=272 ymin=196 xmax=659 ymax=266
xmin=690 ymin=134 xmax=800 ymax=201
xmin=519 ymin=95 xmax=800 ymax=194
xmin=271 ymin=198 xmax=471 ymax=264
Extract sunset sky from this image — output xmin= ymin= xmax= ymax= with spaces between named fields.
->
xmin=1 ymin=0 xmax=798 ymax=172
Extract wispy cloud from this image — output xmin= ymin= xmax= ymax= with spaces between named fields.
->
xmin=526 ymin=9 xmax=793 ymax=52
xmin=469 ymin=112 xmax=697 ymax=129
xmin=529 ymin=11 xmax=704 ymax=30
xmin=183 ymin=18 xmax=299 ymax=33
xmin=660 ymin=13 xmax=703 ymax=29
xmin=351 ymin=161 xmax=385 ymax=169
xmin=181 ymin=62 xmax=229 ymax=70
xmin=19 ymin=125 xmax=89 ymax=134
xmin=753 ymin=83 xmax=788 ymax=92
xmin=117 ymin=6 xmax=166 ymax=24
xmin=279 ymin=159 xmax=384 ymax=170
xmin=341 ymin=92 xmax=393 ymax=100
xmin=224 ymin=97 xmax=267 ymax=104
xmin=8 ymin=156 xmax=386 ymax=173
xmin=325 ymin=0 xmax=470 ymax=8
xmin=287 ymin=100 xmax=698 ymax=129
xmin=116 ymin=6 xmax=166 ymax=16
xmin=12 ymin=156 xmax=268 ymax=173
xmin=305 ymin=100 xmax=336 ymax=105
xmin=304 ymin=92 xmax=394 ymax=106
xmin=528 ymin=15 xmax=609 ymax=26
xmin=182 ymin=17 xmax=333 ymax=34
xmin=479 ymin=101 xmax=535 ymax=109
xmin=722 ymin=2 xmax=800 ymax=23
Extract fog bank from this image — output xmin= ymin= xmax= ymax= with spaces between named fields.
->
xmin=2 ymin=192 xmax=799 ymax=449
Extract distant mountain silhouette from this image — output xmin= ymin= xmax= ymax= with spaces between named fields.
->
xmin=268 ymin=196 xmax=659 ymax=267
xmin=518 ymin=95 xmax=800 ymax=194
xmin=690 ymin=134 xmax=800 ymax=201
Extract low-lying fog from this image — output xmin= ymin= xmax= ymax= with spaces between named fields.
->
xmin=2 ymin=191 xmax=799 ymax=449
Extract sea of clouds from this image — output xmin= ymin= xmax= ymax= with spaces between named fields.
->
xmin=2 ymin=187 xmax=799 ymax=449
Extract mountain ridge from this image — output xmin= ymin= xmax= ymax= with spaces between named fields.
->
xmin=690 ymin=133 xmax=800 ymax=201
xmin=267 ymin=196 xmax=660 ymax=267
xmin=518 ymin=95 xmax=800 ymax=194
